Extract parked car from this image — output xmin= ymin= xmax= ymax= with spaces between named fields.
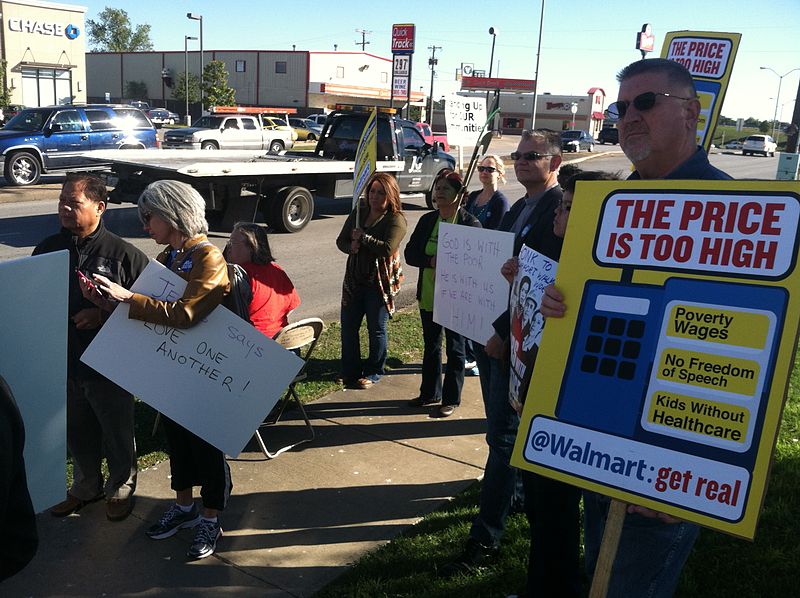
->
xmin=597 ymin=126 xmax=619 ymax=145
xmin=128 ymin=100 xmax=151 ymax=112
xmin=561 ymin=130 xmax=595 ymax=152
xmin=305 ymin=113 xmax=328 ymax=126
xmin=288 ymin=117 xmax=323 ymax=141
xmin=723 ymin=138 xmax=745 ymax=150
xmin=147 ymin=108 xmax=179 ymax=127
xmin=0 ymin=104 xmax=157 ymax=185
xmin=742 ymin=134 xmax=777 ymax=157
xmin=262 ymin=116 xmax=299 ymax=142
xmin=413 ymin=121 xmax=449 ymax=151
xmin=0 ymin=104 xmax=25 ymax=126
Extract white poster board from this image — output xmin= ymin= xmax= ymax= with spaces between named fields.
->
xmin=433 ymin=223 xmax=514 ymax=345
xmin=445 ymin=94 xmax=487 ymax=148
xmin=82 ymin=260 xmax=303 ymax=457
xmin=0 ymin=252 xmax=68 ymax=513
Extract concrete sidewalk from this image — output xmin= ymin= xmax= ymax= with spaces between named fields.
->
xmin=4 ymin=368 xmax=489 ymax=597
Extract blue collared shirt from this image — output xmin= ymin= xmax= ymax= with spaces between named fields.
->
xmin=628 ymin=146 xmax=732 ymax=181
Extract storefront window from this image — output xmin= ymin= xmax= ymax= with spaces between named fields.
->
xmin=21 ymin=67 xmax=73 ymax=107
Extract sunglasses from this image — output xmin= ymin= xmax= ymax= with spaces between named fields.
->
xmin=607 ymin=91 xmax=695 ymax=120
xmin=141 ymin=211 xmax=153 ymax=224
xmin=477 ymin=165 xmax=497 ymax=173
xmin=510 ymin=151 xmax=554 ymax=162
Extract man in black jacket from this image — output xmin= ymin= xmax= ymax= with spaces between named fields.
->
xmin=446 ymin=129 xmax=563 ymax=572
xmin=33 ymin=173 xmax=148 ymax=522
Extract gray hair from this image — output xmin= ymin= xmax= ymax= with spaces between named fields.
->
xmin=617 ymin=58 xmax=697 ymax=97
xmin=138 ymin=180 xmax=208 ymax=237
xmin=480 ymin=154 xmax=507 ymax=185
xmin=520 ymin=129 xmax=562 ymax=156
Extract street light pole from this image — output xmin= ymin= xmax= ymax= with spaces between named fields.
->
xmin=184 ymin=35 xmax=197 ymax=125
xmin=530 ymin=0 xmax=546 ymax=130
xmin=427 ymin=45 xmax=441 ymax=129
xmin=487 ymin=27 xmax=497 ymax=132
xmin=760 ymin=66 xmax=800 ymax=138
xmin=187 ymin=13 xmax=203 ymax=112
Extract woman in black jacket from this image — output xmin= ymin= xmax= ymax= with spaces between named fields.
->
xmin=404 ymin=170 xmax=481 ymax=417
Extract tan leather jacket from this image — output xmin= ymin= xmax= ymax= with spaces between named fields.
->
xmin=128 ymin=235 xmax=231 ymax=329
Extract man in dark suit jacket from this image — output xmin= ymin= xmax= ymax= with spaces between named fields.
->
xmin=446 ymin=129 xmax=564 ymax=573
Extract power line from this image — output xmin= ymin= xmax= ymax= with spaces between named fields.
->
xmin=355 ymin=29 xmax=372 ymax=51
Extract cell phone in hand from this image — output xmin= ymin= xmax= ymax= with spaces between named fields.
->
xmin=76 ymin=270 xmax=101 ymax=295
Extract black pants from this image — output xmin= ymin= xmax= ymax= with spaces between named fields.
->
xmin=163 ymin=416 xmax=232 ymax=511
xmin=419 ymin=309 xmax=466 ymax=406
xmin=522 ymin=469 xmax=582 ymax=598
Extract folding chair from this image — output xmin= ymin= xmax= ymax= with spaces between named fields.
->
xmin=253 ymin=317 xmax=324 ymax=458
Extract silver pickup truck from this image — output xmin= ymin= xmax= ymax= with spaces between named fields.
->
xmin=162 ymin=114 xmax=294 ymax=153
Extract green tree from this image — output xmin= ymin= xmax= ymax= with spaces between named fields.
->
xmin=203 ymin=60 xmax=236 ymax=108
xmin=172 ymin=72 xmax=201 ymax=105
xmin=124 ymin=80 xmax=148 ymax=100
xmin=0 ymin=60 xmax=11 ymax=107
xmin=759 ymin=120 xmax=770 ymax=133
xmin=86 ymin=7 xmax=153 ymax=52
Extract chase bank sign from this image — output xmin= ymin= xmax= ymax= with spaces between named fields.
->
xmin=7 ymin=19 xmax=81 ymax=39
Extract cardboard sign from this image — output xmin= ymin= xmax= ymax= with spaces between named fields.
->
xmin=433 ymin=223 xmax=514 ymax=345
xmin=509 ymin=246 xmax=557 ymax=413
xmin=0 ymin=252 xmax=68 ymax=513
xmin=511 ymin=180 xmax=800 ymax=539
xmin=661 ymin=31 xmax=742 ymax=151
xmin=81 ymin=260 xmax=303 ymax=457
xmin=445 ymin=95 xmax=487 ymax=148
xmin=353 ymin=107 xmax=378 ymax=207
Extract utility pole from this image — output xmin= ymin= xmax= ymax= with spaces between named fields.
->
xmin=355 ymin=29 xmax=372 ymax=51
xmin=428 ymin=45 xmax=441 ymax=127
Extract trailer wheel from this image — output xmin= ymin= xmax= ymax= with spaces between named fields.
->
xmin=270 ymin=186 xmax=314 ymax=233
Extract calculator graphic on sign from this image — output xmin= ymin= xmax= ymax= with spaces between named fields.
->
xmin=555 ymin=277 xmax=787 ymax=465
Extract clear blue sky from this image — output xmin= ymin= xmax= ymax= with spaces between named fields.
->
xmin=80 ymin=0 xmax=800 ymax=122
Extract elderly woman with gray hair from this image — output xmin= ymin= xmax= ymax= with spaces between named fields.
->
xmin=82 ymin=180 xmax=231 ymax=561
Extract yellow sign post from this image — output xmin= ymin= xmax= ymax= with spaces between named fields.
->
xmin=512 ymin=180 xmax=800 ymax=540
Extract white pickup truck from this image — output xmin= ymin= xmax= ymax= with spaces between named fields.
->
xmin=162 ymin=114 xmax=294 ymax=154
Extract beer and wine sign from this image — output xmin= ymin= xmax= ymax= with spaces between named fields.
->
xmin=390 ymin=24 xmax=415 ymax=108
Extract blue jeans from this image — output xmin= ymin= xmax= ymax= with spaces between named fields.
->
xmin=469 ymin=351 xmax=524 ymax=548
xmin=419 ymin=309 xmax=465 ymax=405
xmin=583 ymin=491 xmax=700 ymax=598
xmin=340 ymin=285 xmax=389 ymax=382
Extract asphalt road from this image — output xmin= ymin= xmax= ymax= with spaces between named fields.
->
xmin=0 ymin=142 xmax=781 ymax=322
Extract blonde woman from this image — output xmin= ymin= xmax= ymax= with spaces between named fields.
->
xmin=464 ymin=154 xmax=510 ymax=230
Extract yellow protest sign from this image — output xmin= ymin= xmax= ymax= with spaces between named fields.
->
xmin=661 ymin=31 xmax=742 ymax=151
xmin=511 ymin=179 xmax=800 ymax=539
xmin=353 ymin=107 xmax=378 ymax=208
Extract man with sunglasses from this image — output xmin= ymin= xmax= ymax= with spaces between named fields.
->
xmin=33 ymin=173 xmax=148 ymax=523
xmin=445 ymin=130 xmax=563 ymax=575
xmin=542 ymin=58 xmax=731 ymax=598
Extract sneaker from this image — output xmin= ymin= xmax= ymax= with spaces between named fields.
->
xmin=464 ymin=360 xmax=477 ymax=370
xmin=441 ymin=538 xmax=500 ymax=576
xmin=50 ymin=493 xmax=104 ymax=517
xmin=187 ymin=518 xmax=222 ymax=560
xmin=465 ymin=366 xmax=480 ymax=377
xmin=408 ymin=396 xmax=440 ymax=407
xmin=345 ymin=377 xmax=373 ymax=390
xmin=106 ymin=496 xmax=135 ymax=521
xmin=146 ymin=503 xmax=201 ymax=540
xmin=366 ymin=373 xmax=382 ymax=384
xmin=436 ymin=404 xmax=457 ymax=418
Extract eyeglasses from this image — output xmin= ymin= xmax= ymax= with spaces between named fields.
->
xmin=607 ymin=91 xmax=695 ymax=120
xmin=141 ymin=211 xmax=153 ymax=224
xmin=556 ymin=200 xmax=571 ymax=213
xmin=477 ymin=165 xmax=497 ymax=173
xmin=510 ymin=151 xmax=554 ymax=162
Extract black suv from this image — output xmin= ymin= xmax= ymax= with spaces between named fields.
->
xmin=598 ymin=127 xmax=619 ymax=145
xmin=0 ymin=104 xmax=157 ymax=185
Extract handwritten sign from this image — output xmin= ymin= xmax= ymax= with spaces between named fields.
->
xmin=433 ymin=223 xmax=514 ymax=344
xmin=445 ymin=94 xmax=487 ymax=148
xmin=509 ymin=246 xmax=557 ymax=413
xmin=0 ymin=252 xmax=68 ymax=513
xmin=81 ymin=260 xmax=303 ymax=457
